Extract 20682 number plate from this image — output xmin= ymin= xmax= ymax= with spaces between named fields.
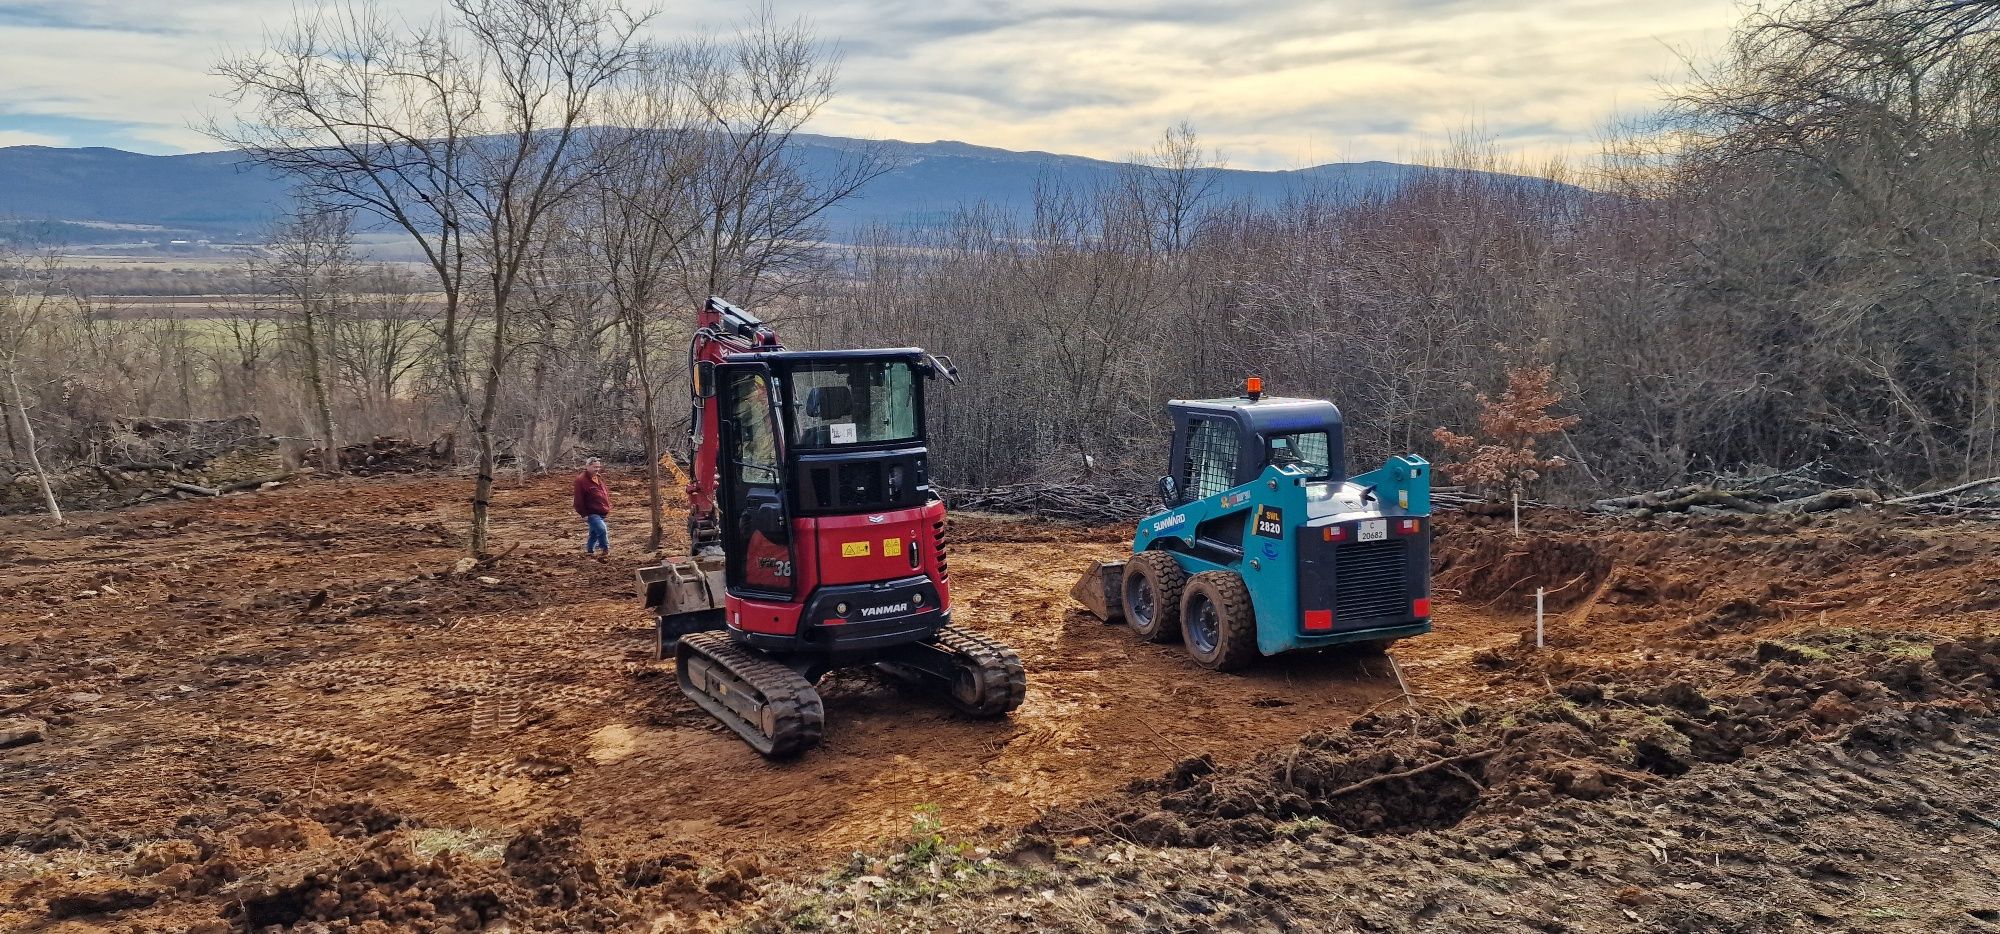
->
xmin=1356 ymin=519 xmax=1388 ymax=542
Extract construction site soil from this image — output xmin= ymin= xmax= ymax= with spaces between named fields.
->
xmin=1 ymin=470 xmax=1995 ymax=933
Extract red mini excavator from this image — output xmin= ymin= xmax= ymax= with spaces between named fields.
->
xmin=636 ymin=297 xmax=1026 ymax=756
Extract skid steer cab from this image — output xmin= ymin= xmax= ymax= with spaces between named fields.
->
xmin=1073 ymin=378 xmax=1432 ymax=671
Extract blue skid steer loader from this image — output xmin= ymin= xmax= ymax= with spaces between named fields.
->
xmin=1072 ymin=378 xmax=1434 ymax=670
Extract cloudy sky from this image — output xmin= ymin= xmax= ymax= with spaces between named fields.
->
xmin=0 ymin=0 xmax=1739 ymax=169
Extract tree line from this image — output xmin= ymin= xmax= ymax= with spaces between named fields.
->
xmin=4 ymin=0 xmax=1995 ymax=548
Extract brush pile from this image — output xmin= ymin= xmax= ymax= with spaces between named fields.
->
xmin=1588 ymin=463 xmax=2000 ymax=520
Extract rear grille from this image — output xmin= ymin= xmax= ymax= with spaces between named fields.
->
xmin=932 ymin=518 xmax=950 ymax=580
xmin=1334 ymin=539 xmax=1410 ymax=621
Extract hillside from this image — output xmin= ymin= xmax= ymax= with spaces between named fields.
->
xmin=0 ymin=135 xmax=1540 ymax=246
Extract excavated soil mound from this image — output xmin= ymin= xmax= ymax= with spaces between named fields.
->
xmin=1433 ymin=527 xmax=1613 ymax=610
xmin=1435 ymin=510 xmax=2000 ymax=641
xmin=1035 ymin=634 xmax=2000 ymax=850
xmin=11 ymin=804 xmax=748 ymax=933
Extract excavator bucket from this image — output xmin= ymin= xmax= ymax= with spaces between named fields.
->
xmin=1071 ymin=559 xmax=1127 ymax=622
xmin=637 ymin=555 xmax=726 ymax=656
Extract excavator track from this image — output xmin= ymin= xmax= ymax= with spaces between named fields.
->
xmin=875 ymin=625 xmax=1027 ymax=718
xmin=936 ymin=626 xmax=1028 ymax=717
xmin=675 ymin=631 xmax=825 ymax=758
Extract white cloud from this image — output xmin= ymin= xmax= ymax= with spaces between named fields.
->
xmin=0 ymin=0 xmax=1741 ymax=167
xmin=0 ymin=129 xmax=68 ymax=147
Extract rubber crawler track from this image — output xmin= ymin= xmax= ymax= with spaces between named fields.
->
xmin=676 ymin=631 xmax=825 ymax=757
xmin=935 ymin=625 xmax=1028 ymax=717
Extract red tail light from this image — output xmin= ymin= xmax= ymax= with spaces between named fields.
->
xmin=1322 ymin=525 xmax=1346 ymax=542
xmin=1399 ymin=518 xmax=1421 ymax=534
xmin=1412 ymin=597 xmax=1431 ymax=618
xmin=1303 ymin=609 xmax=1333 ymax=631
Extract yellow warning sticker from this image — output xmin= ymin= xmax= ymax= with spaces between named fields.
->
xmin=842 ymin=541 xmax=871 ymax=558
xmin=883 ymin=538 xmax=903 ymax=557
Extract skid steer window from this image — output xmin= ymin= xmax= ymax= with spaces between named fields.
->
xmin=1182 ymin=418 xmax=1240 ymax=501
xmin=1266 ymin=431 xmax=1331 ymax=481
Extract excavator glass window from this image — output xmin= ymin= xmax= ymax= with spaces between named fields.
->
xmin=787 ymin=361 xmax=920 ymax=448
xmin=729 ymin=373 xmax=781 ymax=484
xmin=721 ymin=368 xmax=794 ymax=597
xmin=1182 ymin=418 xmax=1240 ymax=501
xmin=1266 ymin=430 xmax=1332 ymax=481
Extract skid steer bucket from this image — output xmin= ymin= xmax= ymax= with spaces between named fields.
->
xmin=1071 ymin=559 xmax=1127 ymax=622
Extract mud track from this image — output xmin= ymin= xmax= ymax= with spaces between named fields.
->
xmin=3 ymin=471 xmax=1996 ymax=932
xmin=0 ymin=472 xmax=1520 ymax=931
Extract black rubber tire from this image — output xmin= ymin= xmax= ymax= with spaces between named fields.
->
xmin=1180 ymin=571 xmax=1259 ymax=672
xmin=1121 ymin=552 xmax=1187 ymax=643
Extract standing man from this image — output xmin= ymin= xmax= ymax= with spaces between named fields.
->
xmin=574 ymin=457 xmax=611 ymax=558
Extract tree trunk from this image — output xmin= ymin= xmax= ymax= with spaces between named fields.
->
xmin=300 ymin=305 xmax=341 ymax=475
xmin=467 ymin=302 xmax=509 ymax=557
xmin=625 ymin=310 xmax=666 ymax=552
xmin=2 ymin=393 xmax=18 ymax=458
xmin=470 ymin=422 xmax=495 ymax=556
xmin=6 ymin=367 xmax=63 ymax=527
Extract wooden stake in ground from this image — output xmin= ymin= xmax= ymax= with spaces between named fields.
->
xmin=1535 ymin=587 xmax=1545 ymax=649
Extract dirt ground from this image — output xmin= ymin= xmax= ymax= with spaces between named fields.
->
xmin=2 ymin=470 xmax=1996 ymax=932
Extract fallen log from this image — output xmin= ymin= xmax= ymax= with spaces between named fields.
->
xmin=168 ymin=482 xmax=220 ymax=497
xmin=1885 ymin=475 xmax=2000 ymax=505
xmin=1590 ymin=483 xmax=1706 ymax=511
xmin=215 ymin=468 xmax=312 ymax=494
xmin=1775 ymin=488 xmax=1880 ymax=514
xmin=1655 ymin=488 xmax=1768 ymax=514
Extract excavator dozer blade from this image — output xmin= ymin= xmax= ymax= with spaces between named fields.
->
xmin=1071 ymin=559 xmax=1127 ymax=622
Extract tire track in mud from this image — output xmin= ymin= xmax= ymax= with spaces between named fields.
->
xmin=842 ymin=715 xmax=2000 ymax=933
xmin=280 ymin=657 xmax=626 ymax=711
xmin=202 ymin=718 xmax=573 ymax=826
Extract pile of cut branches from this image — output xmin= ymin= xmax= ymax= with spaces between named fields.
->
xmin=942 ymin=483 xmax=1154 ymax=523
xmin=1590 ymin=463 xmax=2000 ymax=519
xmin=322 ymin=435 xmax=459 ymax=475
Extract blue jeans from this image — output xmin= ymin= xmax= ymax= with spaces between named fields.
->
xmin=584 ymin=514 xmax=609 ymax=554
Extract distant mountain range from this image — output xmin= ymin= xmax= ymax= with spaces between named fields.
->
xmin=0 ymin=135 xmax=1553 ymax=249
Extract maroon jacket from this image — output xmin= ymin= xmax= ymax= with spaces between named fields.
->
xmin=573 ymin=472 xmax=611 ymax=517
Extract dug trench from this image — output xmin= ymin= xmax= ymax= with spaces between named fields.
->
xmin=1 ymin=471 xmax=1996 ymax=932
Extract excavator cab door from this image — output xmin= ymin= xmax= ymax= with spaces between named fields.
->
xmin=716 ymin=363 xmax=796 ymax=599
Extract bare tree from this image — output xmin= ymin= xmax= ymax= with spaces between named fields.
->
xmin=331 ymin=264 xmax=435 ymax=429
xmin=678 ymin=11 xmax=890 ymax=308
xmin=260 ymin=208 xmax=358 ymax=474
xmin=582 ymin=45 xmax=711 ymax=551
xmin=0 ymin=250 xmax=68 ymax=526
xmin=214 ymin=0 xmax=653 ymax=553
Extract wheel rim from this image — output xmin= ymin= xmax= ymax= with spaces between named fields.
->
xmin=1188 ymin=594 xmax=1219 ymax=654
xmin=1126 ymin=574 xmax=1154 ymax=629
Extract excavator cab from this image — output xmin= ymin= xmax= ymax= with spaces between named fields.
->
xmin=709 ymin=350 xmax=942 ymax=629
